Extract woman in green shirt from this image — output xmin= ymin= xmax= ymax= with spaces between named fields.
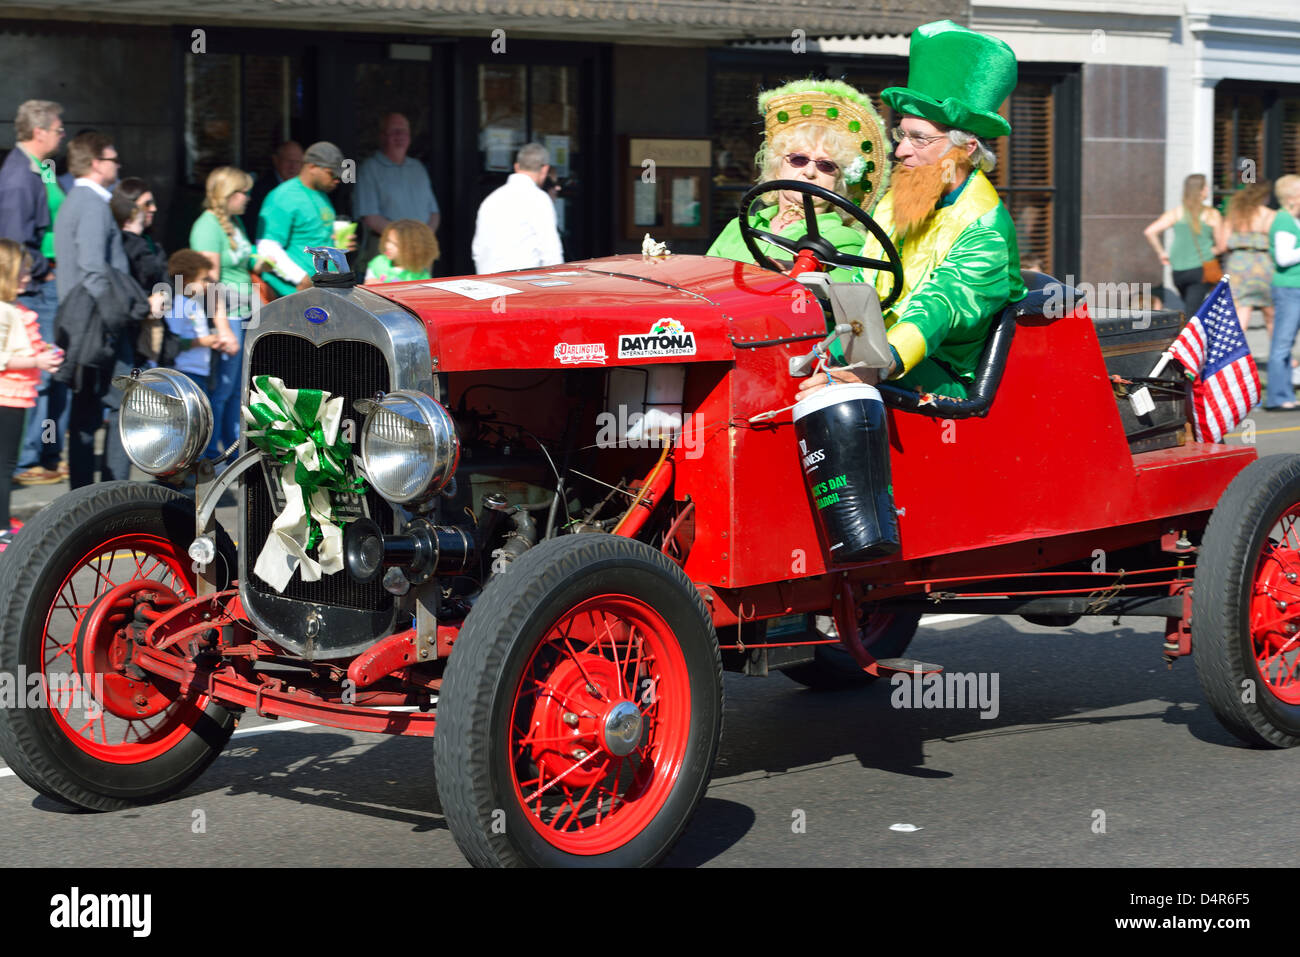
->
xmin=707 ymin=79 xmax=889 ymax=281
xmin=190 ymin=166 xmax=256 ymax=457
xmin=1143 ymin=173 xmax=1225 ymax=315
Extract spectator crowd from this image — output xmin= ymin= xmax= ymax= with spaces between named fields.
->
xmin=0 ymin=101 xmax=566 ymax=548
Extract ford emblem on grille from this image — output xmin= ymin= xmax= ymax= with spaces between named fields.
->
xmin=304 ymin=307 xmax=328 ymax=324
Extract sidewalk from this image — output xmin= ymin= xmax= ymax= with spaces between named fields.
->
xmin=10 ymin=459 xmax=237 ymax=531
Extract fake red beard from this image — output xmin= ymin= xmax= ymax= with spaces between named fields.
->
xmin=891 ymin=148 xmax=973 ymax=239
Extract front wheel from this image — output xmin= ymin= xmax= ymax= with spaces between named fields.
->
xmin=0 ymin=482 xmax=237 ymax=809
xmin=434 ymin=534 xmax=722 ymax=867
xmin=1193 ymin=454 xmax=1300 ymax=747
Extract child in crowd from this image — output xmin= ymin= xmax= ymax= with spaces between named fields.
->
xmin=365 ymin=219 xmax=439 ymax=283
xmin=164 ymin=249 xmax=221 ymax=391
xmin=0 ymin=239 xmax=63 ymax=550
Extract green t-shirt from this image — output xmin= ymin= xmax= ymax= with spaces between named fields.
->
xmin=364 ymin=253 xmax=431 ymax=284
xmin=1169 ymin=209 xmax=1215 ymax=271
xmin=20 ymin=147 xmax=64 ymax=262
xmin=257 ymin=178 xmax=335 ymax=296
xmin=190 ymin=210 xmax=255 ymax=316
xmin=706 ymin=205 xmax=865 ymax=281
xmin=1271 ymin=209 xmax=1300 ymax=289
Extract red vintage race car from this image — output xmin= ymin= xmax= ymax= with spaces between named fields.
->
xmin=1 ymin=181 xmax=1295 ymax=868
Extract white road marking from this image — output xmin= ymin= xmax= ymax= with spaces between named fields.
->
xmin=232 ymin=719 xmax=318 ymax=737
xmin=922 ymin=614 xmax=979 ymax=625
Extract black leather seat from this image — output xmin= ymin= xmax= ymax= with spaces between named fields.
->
xmin=875 ymin=270 xmax=1080 ymax=419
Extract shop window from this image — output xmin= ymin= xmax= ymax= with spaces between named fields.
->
xmin=475 ymin=62 xmax=580 ymax=238
xmin=354 ymin=61 xmax=433 ymax=159
xmin=184 ymin=53 xmax=303 ymax=186
xmin=1213 ymin=91 xmax=1265 ymax=202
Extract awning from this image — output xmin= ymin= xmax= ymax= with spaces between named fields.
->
xmin=15 ymin=0 xmax=967 ymax=41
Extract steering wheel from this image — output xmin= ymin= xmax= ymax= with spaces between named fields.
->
xmin=737 ymin=179 xmax=904 ymax=310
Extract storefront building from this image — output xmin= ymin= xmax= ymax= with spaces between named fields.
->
xmin=2 ymin=0 xmax=962 ymax=274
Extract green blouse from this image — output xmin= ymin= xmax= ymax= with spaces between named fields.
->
xmin=707 ymin=205 xmax=866 ymax=281
xmin=1169 ymin=210 xmax=1216 ymax=271
xmin=190 ymin=211 xmax=255 ymax=317
xmin=364 ymin=254 xmax=432 ymax=284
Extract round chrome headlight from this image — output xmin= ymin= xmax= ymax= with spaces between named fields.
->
xmin=118 ymin=368 xmax=213 ymax=476
xmin=359 ymin=391 xmax=458 ymax=503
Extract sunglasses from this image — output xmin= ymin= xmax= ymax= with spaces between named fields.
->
xmin=785 ymin=153 xmax=838 ymax=175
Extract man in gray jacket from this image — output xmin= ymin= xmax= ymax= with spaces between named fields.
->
xmin=53 ymin=131 xmax=133 ymax=488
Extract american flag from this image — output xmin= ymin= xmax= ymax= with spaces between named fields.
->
xmin=1168 ymin=278 xmax=1260 ymax=443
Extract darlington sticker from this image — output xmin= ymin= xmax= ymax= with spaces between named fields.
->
xmin=553 ymin=342 xmax=608 ymax=365
xmin=617 ymin=319 xmax=697 ymax=359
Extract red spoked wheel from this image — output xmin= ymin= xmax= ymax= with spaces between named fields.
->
xmin=55 ymin=540 xmax=200 ymax=762
xmin=436 ymin=535 xmax=722 ymax=867
xmin=1246 ymin=505 xmax=1300 ymax=706
xmin=1194 ymin=455 xmax=1300 ymax=748
xmin=0 ymin=482 xmax=237 ymax=810
xmin=511 ymin=595 xmax=691 ymax=854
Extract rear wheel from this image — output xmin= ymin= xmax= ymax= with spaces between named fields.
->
xmin=435 ymin=534 xmax=722 ymax=867
xmin=781 ymin=607 xmax=922 ymax=690
xmin=0 ymin=482 xmax=237 ymax=809
xmin=1193 ymin=454 xmax=1300 ymax=747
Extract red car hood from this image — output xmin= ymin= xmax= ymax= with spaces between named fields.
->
xmin=363 ymin=254 xmax=800 ymax=372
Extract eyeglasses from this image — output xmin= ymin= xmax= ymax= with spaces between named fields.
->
xmin=785 ymin=153 xmax=838 ymax=175
xmin=891 ymin=127 xmax=947 ymax=149
xmin=44 ymin=126 xmax=65 ymax=136
xmin=138 ymin=200 xmax=157 ymax=210
xmin=97 ymin=154 xmax=122 ymax=166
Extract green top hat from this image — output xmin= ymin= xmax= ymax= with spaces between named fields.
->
xmin=882 ymin=20 xmax=1018 ymax=139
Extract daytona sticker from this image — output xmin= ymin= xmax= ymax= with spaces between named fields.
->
xmin=554 ymin=342 xmax=608 ymax=365
xmin=617 ymin=318 xmax=696 ymax=359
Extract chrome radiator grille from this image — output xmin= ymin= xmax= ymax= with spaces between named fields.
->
xmin=245 ymin=334 xmax=393 ymax=612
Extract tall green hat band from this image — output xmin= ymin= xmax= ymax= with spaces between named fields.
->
xmin=881 ymin=19 xmax=1018 ymax=140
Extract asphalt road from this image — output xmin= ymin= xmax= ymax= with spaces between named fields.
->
xmin=1 ymin=612 xmax=1295 ymax=868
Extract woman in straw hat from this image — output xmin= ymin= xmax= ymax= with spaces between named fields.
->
xmin=707 ymin=79 xmax=889 ymax=280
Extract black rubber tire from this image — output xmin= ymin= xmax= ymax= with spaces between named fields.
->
xmin=434 ymin=533 xmax=723 ymax=867
xmin=1193 ymin=454 xmax=1300 ymax=748
xmin=0 ymin=481 xmax=238 ymax=809
xmin=781 ymin=608 xmax=922 ymax=690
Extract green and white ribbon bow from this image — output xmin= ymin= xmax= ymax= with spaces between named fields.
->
xmin=242 ymin=375 xmax=366 ymax=592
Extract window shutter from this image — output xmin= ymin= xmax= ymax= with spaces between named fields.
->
xmin=1283 ymin=99 xmax=1300 ymax=182
xmin=993 ymin=80 xmax=1055 ymax=275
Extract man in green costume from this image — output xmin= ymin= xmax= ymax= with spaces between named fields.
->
xmin=799 ymin=20 xmax=1025 ymax=400
xmin=708 ymin=78 xmax=889 ymax=281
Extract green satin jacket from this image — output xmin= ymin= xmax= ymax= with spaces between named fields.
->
xmin=707 ymin=205 xmax=866 ymax=281
xmin=853 ymin=171 xmax=1025 ymax=395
